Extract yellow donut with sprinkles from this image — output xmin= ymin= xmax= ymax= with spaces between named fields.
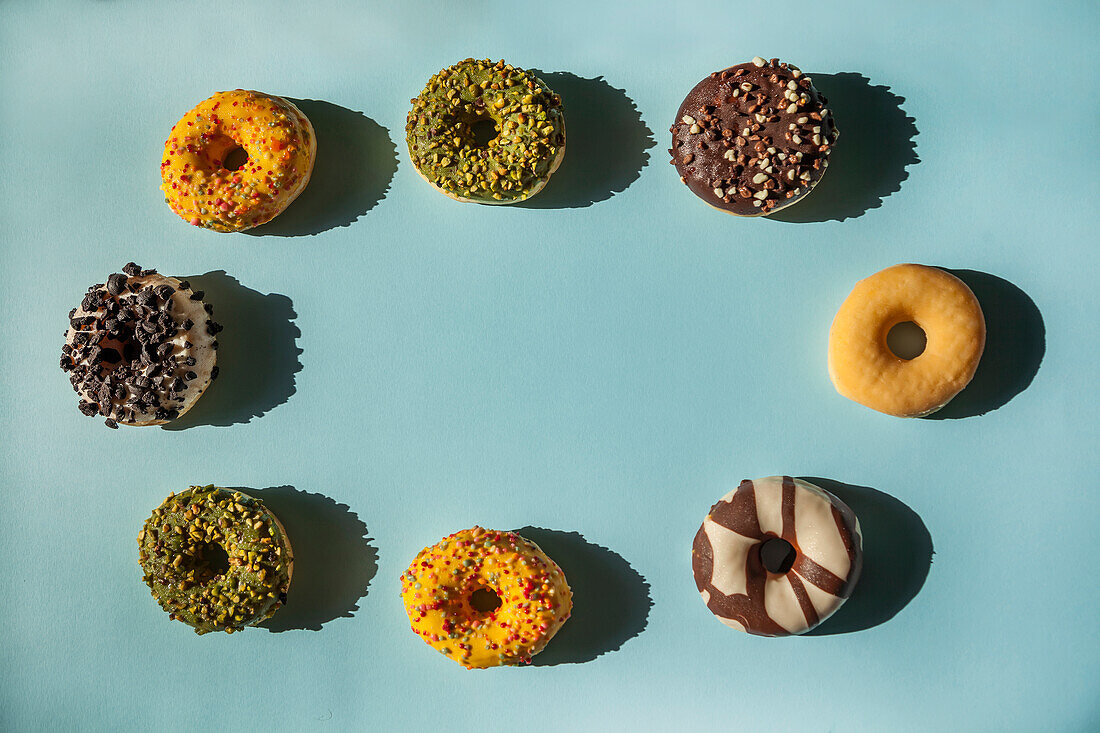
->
xmin=401 ymin=527 xmax=573 ymax=669
xmin=160 ymin=90 xmax=316 ymax=232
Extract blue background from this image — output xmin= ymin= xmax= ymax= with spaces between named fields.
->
xmin=1 ymin=1 xmax=1097 ymax=730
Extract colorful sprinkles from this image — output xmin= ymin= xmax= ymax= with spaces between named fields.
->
xmin=160 ymin=89 xmax=315 ymax=232
xmin=401 ymin=527 xmax=572 ymax=668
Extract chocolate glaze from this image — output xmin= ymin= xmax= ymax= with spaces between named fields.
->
xmin=670 ymin=59 xmax=838 ymax=216
xmin=692 ymin=477 xmax=862 ymax=636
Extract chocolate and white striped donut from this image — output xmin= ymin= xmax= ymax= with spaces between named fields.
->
xmin=692 ymin=476 xmax=862 ymax=636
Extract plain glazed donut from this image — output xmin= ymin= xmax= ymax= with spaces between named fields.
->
xmin=670 ymin=56 xmax=837 ymax=216
xmin=138 ymin=486 xmax=293 ymax=634
xmin=692 ymin=476 xmax=862 ymax=636
xmin=829 ymin=264 xmax=986 ymax=417
xmin=406 ymin=59 xmax=566 ymax=204
xmin=161 ymin=89 xmax=316 ymax=232
xmin=59 ymin=263 xmax=220 ymax=428
xmin=401 ymin=527 xmax=572 ymax=669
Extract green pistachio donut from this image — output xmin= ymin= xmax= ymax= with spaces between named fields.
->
xmin=137 ymin=485 xmax=293 ymax=634
xmin=406 ymin=58 xmax=566 ymax=204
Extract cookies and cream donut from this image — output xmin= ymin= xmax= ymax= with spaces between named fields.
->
xmin=161 ymin=89 xmax=316 ymax=232
xmin=59 ymin=263 xmax=220 ymax=428
xmin=692 ymin=476 xmax=862 ymax=636
xmin=829 ymin=264 xmax=986 ymax=417
xmin=401 ymin=527 xmax=572 ymax=668
xmin=138 ymin=485 xmax=293 ymax=634
xmin=406 ymin=59 xmax=566 ymax=204
xmin=670 ymin=57 xmax=837 ymax=216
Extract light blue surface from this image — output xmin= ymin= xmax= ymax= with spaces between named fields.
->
xmin=1 ymin=1 xmax=1098 ymax=730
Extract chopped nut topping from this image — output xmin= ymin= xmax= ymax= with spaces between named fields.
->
xmin=670 ymin=58 xmax=838 ymax=215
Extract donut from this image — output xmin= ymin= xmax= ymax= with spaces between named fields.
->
xmin=829 ymin=264 xmax=986 ymax=417
xmin=692 ymin=476 xmax=862 ymax=636
xmin=160 ymin=89 xmax=316 ymax=232
xmin=406 ymin=59 xmax=566 ymax=204
xmin=59 ymin=263 xmax=220 ymax=428
xmin=670 ymin=56 xmax=838 ymax=216
xmin=400 ymin=527 xmax=572 ymax=668
xmin=138 ymin=485 xmax=293 ymax=634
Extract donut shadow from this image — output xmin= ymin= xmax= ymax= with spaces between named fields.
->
xmin=246 ymin=100 xmax=397 ymax=236
xmin=924 ymin=269 xmax=1045 ymax=419
xmin=799 ymin=478 xmax=933 ymax=636
xmin=515 ymin=527 xmax=651 ymax=665
xmin=162 ymin=271 xmax=301 ymax=429
xmin=516 ymin=72 xmax=655 ymax=208
xmin=231 ymin=485 xmax=378 ymax=632
xmin=768 ymin=72 xmax=919 ymax=223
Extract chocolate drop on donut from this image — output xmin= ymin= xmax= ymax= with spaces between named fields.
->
xmin=670 ymin=58 xmax=838 ymax=216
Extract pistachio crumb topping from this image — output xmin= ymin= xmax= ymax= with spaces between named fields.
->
xmin=137 ymin=485 xmax=291 ymax=634
xmin=405 ymin=59 xmax=565 ymax=204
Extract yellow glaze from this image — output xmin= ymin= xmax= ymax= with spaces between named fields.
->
xmin=828 ymin=264 xmax=986 ymax=417
xmin=160 ymin=90 xmax=316 ymax=232
xmin=401 ymin=527 xmax=572 ymax=669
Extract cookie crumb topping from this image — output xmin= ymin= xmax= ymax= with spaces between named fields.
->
xmin=59 ymin=264 xmax=220 ymax=426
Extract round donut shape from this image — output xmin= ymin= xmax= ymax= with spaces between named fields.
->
xmin=401 ymin=526 xmax=573 ymax=668
xmin=60 ymin=263 xmax=220 ymax=428
xmin=138 ymin=486 xmax=293 ymax=634
xmin=406 ymin=59 xmax=566 ymax=205
xmin=161 ymin=89 xmax=316 ymax=232
xmin=670 ymin=57 xmax=838 ymax=216
xmin=692 ymin=476 xmax=863 ymax=636
xmin=829 ymin=264 xmax=986 ymax=417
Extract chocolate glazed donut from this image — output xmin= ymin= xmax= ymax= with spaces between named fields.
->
xmin=670 ymin=57 xmax=838 ymax=216
xmin=692 ymin=476 xmax=862 ymax=636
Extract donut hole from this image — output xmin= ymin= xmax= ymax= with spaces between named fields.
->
xmin=187 ymin=541 xmax=231 ymax=584
xmin=222 ymin=146 xmax=249 ymax=172
xmin=469 ymin=587 xmax=502 ymax=613
xmin=94 ymin=327 xmax=139 ymax=374
xmin=887 ymin=321 xmax=928 ymax=360
xmin=468 ymin=117 xmax=499 ymax=148
xmin=95 ymin=335 xmax=127 ymax=370
xmin=759 ymin=537 xmax=797 ymax=574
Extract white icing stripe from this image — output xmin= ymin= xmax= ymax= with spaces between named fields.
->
xmin=793 ymin=479 xmax=851 ymax=580
xmin=703 ymin=519 xmax=752 ymax=597
xmin=764 ymin=574 xmax=803 ymax=633
xmin=718 ymin=616 xmax=746 ymax=632
xmin=754 ymin=477 xmax=785 ymax=536
xmin=700 ymin=588 xmax=747 ymax=631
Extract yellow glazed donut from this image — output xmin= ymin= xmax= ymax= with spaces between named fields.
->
xmin=160 ymin=90 xmax=316 ymax=232
xmin=401 ymin=527 xmax=572 ymax=669
xmin=828 ymin=264 xmax=986 ymax=417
